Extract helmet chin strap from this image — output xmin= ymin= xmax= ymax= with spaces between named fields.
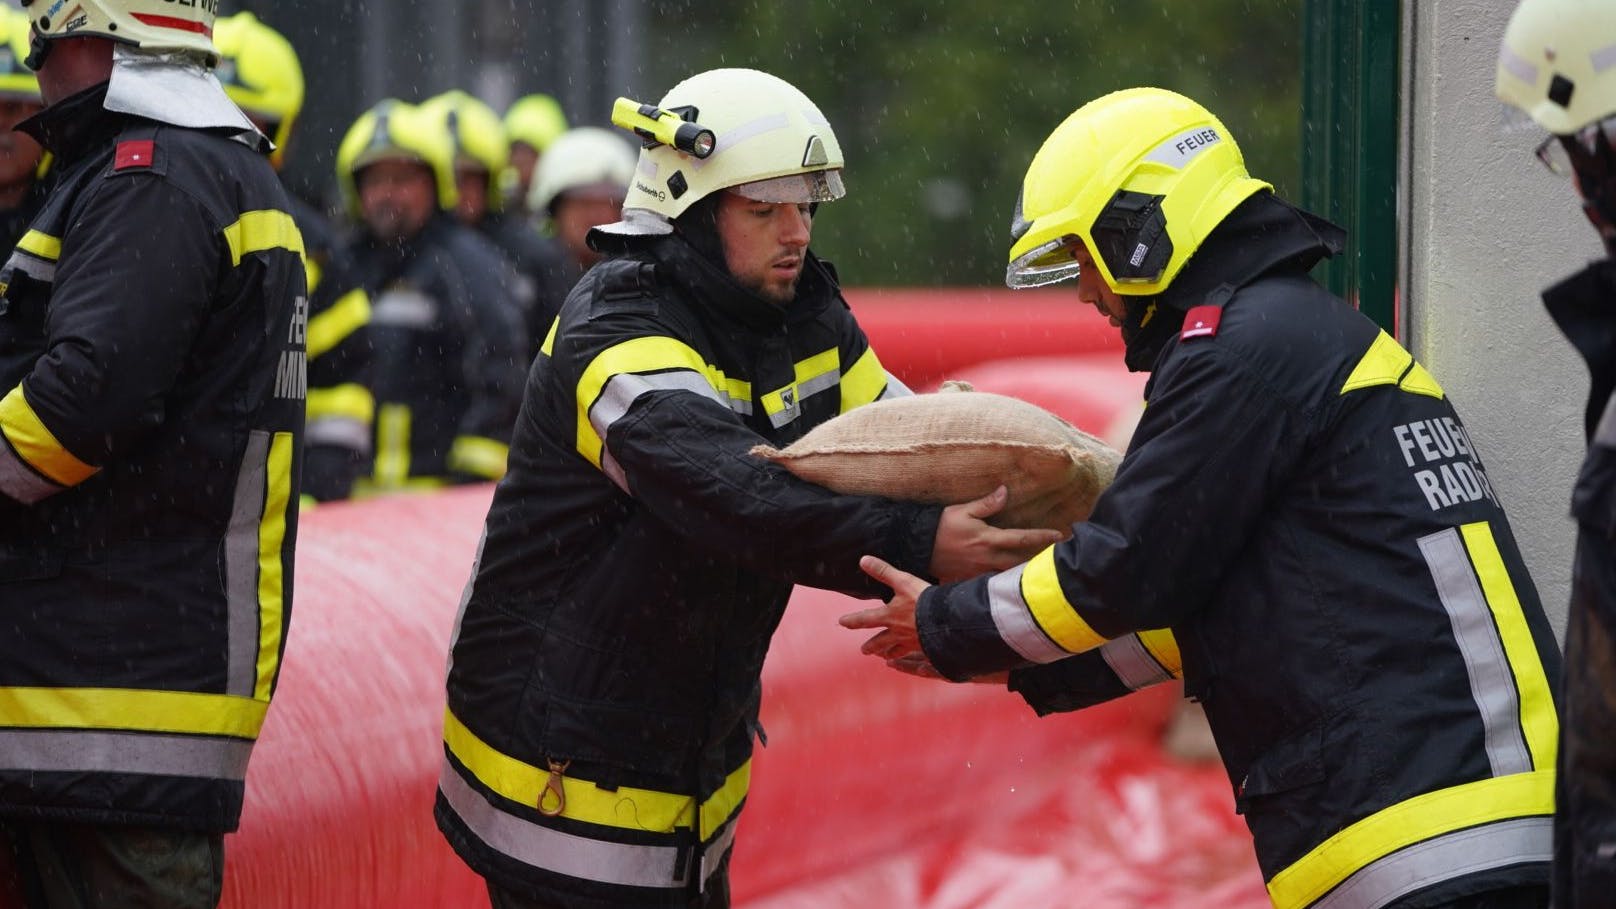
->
xmin=24 ymin=32 xmax=50 ymax=72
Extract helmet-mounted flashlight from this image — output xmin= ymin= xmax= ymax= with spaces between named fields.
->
xmin=611 ymin=97 xmax=716 ymax=159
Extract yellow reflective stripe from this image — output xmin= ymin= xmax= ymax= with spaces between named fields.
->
xmin=575 ymin=336 xmax=743 ymax=468
xmin=253 ymin=432 xmax=293 ymax=702
xmin=448 ymin=435 xmax=509 ymax=480
xmin=374 ymin=404 xmax=410 ymax=486
xmin=306 ymin=383 xmax=374 ymax=424
xmin=351 ymin=476 xmax=445 ymax=499
xmin=221 ymin=210 xmax=306 ymax=267
xmin=443 ymin=710 xmax=750 ymax=837
xmin=840 ymin=346 xmax=888 ymax=413
xmin=540 ymin=317 xmax=558 ymax=357
xmin=0 ymin=385 xmax=98 ymax=486
xmin=307 ymin=288 xmax=370 ymax=359
xmin=1460 ymin=521 xmax=1558 ymax=770
xmin=1340 ymin=330 xmax=1412 ymax=394
xmin=0 ymin=687 xmax=269 ymax=739
xmin=1137 ymin=628 xmax=1183 ymax=678
xmin=1020 ymin=546 xmax=1106 ymax=654
xmin=16 ymin=230 xmax=59 ymax=261
xmin=761 ymin=348 xmax=839 ymax=417
xmin=1398 ymin=361 xmax=1445 ymax=400
xmin=304 ymin=255 xmax=323 ymax=295
xmin=1266 ymin=769 xmax=1553 ymax=909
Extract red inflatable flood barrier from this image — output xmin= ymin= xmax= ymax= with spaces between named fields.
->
xmin=217 ymin=296 xmax=1268 ymax=908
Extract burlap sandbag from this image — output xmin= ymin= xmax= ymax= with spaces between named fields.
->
xmin=750 ymin=383 xmax=1120 ymax=532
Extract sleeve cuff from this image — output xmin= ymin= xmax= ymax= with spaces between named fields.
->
xmin=917 ymin=576 xmax=1032 ymax=682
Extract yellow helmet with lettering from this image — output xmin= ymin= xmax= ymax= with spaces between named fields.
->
xmin=423 ymin=90 xmax=511 ymax=213
xmin=504 ymin=93 xmax=568 ymax=154
xmin=1496 ymin=0 xmax=1616 ymax=136
xmin=335 ymin=100 xmax=459 ymax=218
xmin=1007 ymin=87 xmax=1270 ymax=296
xmin=0 ymin=7 xmax=40 ymax=101
xmin=213 ymin=12 xmax=304 ymax=168
xmin=20 ymin=0 xmax=218 ymax=66
xmin=600 ymin=68 xmax=845 ymax=235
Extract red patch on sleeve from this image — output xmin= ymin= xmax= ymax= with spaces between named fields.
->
xmin=1180 ymin=305 xmax=1223 ymax=341
xmin=114 ymin=140 xmax=155 ymax=171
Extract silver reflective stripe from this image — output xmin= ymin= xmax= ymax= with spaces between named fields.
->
xmin=1099 ymin=634 xmax=1173 ymax=690
xmin=0 ymin=440 xmax=59 ymax=504
xmin=1418 ymin=529 xmax=1532 ymax=777
xmin=1310 ymin=815 xmax=1551 ymax=909
xmin=880 ymin=372 xmax=913 ymax=399
xmin=0 ymin=729 xmax=253 ymax=780
xmin=444 ymin=528 xmax=488 ymax=677
xmin=223 ymin=431 xmax=270 ymax=699
xmin=591 ymin=370 xmax=736 ymax=445
xmin=369 ymin=289 xmax=438 ymax=329
xmin=1498 ymin=44 xmax=1539 ymax=86
xmin=1595 ymin=396 xmax=1616 ymax=450
xmin=711 ymin=113 xmax=790 ymax=157
xmin=1593 ymin=42 xmax=1616 ymax=74
xmin=5 ymin=252 xmax=54 ymax=283
xmin=987 ymin=564 xmax=1069 ymax=664
xmin=305 ymin=416 xmax=370 ymax=453
xmin=697 ymin=811 xmax=739 ymax=887
xmin=439 ymin=762 xmax=688 ymax=890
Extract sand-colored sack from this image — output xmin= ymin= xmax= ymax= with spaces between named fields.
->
xmin=750 ymin=383 xmax=1120 ymax=532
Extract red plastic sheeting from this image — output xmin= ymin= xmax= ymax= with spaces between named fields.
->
xmin=844 ymin=287 xmax=1121 ymax=391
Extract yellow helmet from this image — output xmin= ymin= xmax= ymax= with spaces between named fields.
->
xmin=603 ymin=68 xmax=845 ymax=233
xmin=213 ymin=12 xmax=304 ymax=168
xmin=423 ymin=90 xmax=510 ymax=213
xmin=1007 ymin=87 xmax=1270 ymax=296
xmin=0 ymin=7 xmax=40 ymax=102
xmin=20 ymin=0 xmax=218 ymax=66
xmin=1497 ymin=0 xmax=1616 ymax=136
xmin=335 ymin=100 xmax=459 ymax=219
xmin=504 ymin=93 xmax=568 ymax=153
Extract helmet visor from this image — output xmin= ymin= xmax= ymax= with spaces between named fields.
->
xmin=1005 ymin=235 xmax=1083 ymax=289
xmin=731 ymin=169 xmax=845 ymax=204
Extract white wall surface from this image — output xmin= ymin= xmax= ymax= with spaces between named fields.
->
xmin=1404 ymin=0 xmax=1598 ymax=633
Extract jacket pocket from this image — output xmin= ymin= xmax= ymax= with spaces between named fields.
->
xmin=540 ymin=694 xmax=699 ymax=791
xmin=1235 ymin=723 xmax=1326 ymax=815
xmin=0 ymin=545 xmax=61 ymax=582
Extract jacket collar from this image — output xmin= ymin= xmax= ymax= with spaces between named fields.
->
xmin=1120 ymin=192 xmax=1345 ymax=371
xmin=650 ymin=233 xmax=839 ymax=332
xmin=17 ymin=82 xmax=120 ymax=163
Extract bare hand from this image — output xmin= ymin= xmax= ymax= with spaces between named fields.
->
xmin=839 ymin=555 xmax=931 ymax=663
xmin=930 ymin=486 xmax=1066 ymax=583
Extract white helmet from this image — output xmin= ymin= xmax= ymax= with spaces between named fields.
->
xmin=527 ymin=126 xmax=637 ymax=215
xmin=21 ymin=0 xmax=218 ymax=66
xmin=1497 ymin=0 xmax=1616 ymax=136
xmin=599 ymin=68 xmax=845 ymax=236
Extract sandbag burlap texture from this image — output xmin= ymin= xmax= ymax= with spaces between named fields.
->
xmin=751 ymin=384 xmax=1121 ymax=532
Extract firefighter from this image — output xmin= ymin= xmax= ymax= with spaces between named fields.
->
xmin=1497 ymin=2 xmax=1616 ymax=905
xmin=503 ymin=92 xmax=567 ymax=213
xmin=0 ymin=6 xmax=45 ymax=253
xmin=844 ymin=87 xmax=1562 ymax=909
xmin=329 ymin=100 xmax=526 ymax=496
xmin=425 ymin=89 xmax=569 ymax=364
xmin=526 ymin=125 xmax=637 ymax=328
xmin=435 ymin=68 xmax=1064 ymax=909
xmin=214 ymin=10 xmax=368 ymax=502
xmin=0 ymin=1 xmax=306 ymax=904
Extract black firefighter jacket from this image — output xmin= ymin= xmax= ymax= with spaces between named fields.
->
xmin=919 ymin=195 xmax=1563 ymax=909
xmin=1542 ymin=258 xmax=1616 ymax=908
xmin=318 ymin=213 xmax=527 ymax=498
xmin=437 ymin=234 xmax=942 ymax=907
xmin=0 ymin=84 xmax=306 ymax=832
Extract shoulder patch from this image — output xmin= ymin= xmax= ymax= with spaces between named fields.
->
xmin=114 ymin=139 xmax=155 ymax=171
xmin=1180 ymin=304 xmax=1222 ymax=341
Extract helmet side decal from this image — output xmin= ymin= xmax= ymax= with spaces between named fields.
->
xmin=1144 ymin=127 xmax=1224 ymax=170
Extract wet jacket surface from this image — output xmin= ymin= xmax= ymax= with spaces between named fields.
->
xmin=479 ymin=211 xmax=574 ymax=363
xmin=436 ymin=233 xmax=941 ymax=907
xmin=920 ymin=196 xmax=1562 ymax=909
xmin=0 ymin=84 xmax=306 ymax=832
xmin=1542 ymin=259 xmax=1616 ymax=908
xmin=329 ymin=213 xmax=527 ymax=493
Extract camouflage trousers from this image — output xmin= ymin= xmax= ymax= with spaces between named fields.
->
xmin=0 ymin=821 xmax=222 ymax=909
